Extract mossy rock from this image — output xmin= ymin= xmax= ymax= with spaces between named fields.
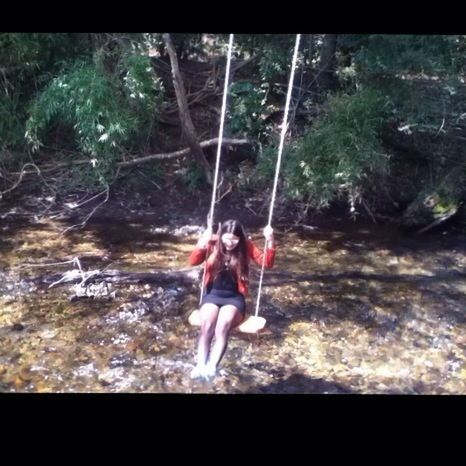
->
xmin=401 ymin=191 xmax=459 ymax=229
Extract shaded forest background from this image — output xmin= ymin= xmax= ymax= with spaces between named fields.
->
xmin=1 ymin=33 xmax=466 ymax=231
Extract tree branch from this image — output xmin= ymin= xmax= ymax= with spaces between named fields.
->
xmin=118 ymin=137 xmax=251 ymax=168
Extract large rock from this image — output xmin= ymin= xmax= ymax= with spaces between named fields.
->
xmin=401 ymin=190 xmax=460 ymax=233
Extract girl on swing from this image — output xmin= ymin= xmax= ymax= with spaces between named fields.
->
xmin=188 ymin=219 xmax=276 ymax=379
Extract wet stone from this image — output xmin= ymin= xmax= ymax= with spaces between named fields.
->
xmin=11 ymin=323 xmax=25 ymax=332
xmin=108 ymin=352 xmax=135 ymax=368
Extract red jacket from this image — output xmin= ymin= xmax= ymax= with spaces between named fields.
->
xmin=188 ymin=238 xmax=276 ymax=297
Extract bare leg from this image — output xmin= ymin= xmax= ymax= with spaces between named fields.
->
xmin=205 ymin=305 xmax=244 ymax=376
xmin=191 ymin=303 xmax=219 ymax=378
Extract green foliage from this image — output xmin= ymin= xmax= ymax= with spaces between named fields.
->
xmin=26 ymin=61 xmax=130 ymax=174
xmin=0 ymin=33 xmax=84 ymax=151
xmin=3 ymin=33 xmax=466 ymax=213
xmin=258 ymin=42 xmax=291 ymax=83
xmin=122 ymin=54 xmax=163 ymax=114
xmin=0 ymin=93 xmax=25 ymax=151
xmin=235 ymin=34 xmax=296 ymax=82
xmin=355 ymin=35 xmax=463 ymax=77
xmin=25 ymin=55 xmax=164 ymax=185
xmin=334 ymin=35 xmax=466 ymax=211
xmin=344 ymin=35 xmax=466 ymax=129
xmin=282 ymin=87 xmax=392 ymax=208
xmin=227 ymin=81 xmax=266 ymax=138
xmin=0 ymin=33 xmax=79 ymax=80
xmin=120 ymin=53 xmax=165 ymax=149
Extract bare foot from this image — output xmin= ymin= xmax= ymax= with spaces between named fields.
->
xmin=190 ymin=365 xmax=206 ymax=379
xmin=203 ymin=363 xmax=217 ymax=378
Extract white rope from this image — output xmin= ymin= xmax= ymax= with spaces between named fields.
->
xmin=253 ymin=33 xmax=301 ymax=318
xmin=208 ymin=34 xmax=234 ymax=229
xmin=199 ymin=33 xmax=234 ymax=304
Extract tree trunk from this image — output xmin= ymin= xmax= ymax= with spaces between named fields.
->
xmin=318 ymin=34 xmax=338 ymax=92
xmin=162 ymin=33 xmax=212 ymax=185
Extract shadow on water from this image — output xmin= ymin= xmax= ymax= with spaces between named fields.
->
xmin=263 ymin=270 xmax=466 ymax=286
xmin=246 ymin=372 xmax=353 ymax=394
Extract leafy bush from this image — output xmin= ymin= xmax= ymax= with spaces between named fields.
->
xmin=281 ymin=87 xmax=393 ymax=209
xmin=0 ymin=33 xmax=82 ymax=152
xmin=227 ymin=81 xmax=266 ymax=138
xmin=25 ymin=54 xmax=164 ymax=185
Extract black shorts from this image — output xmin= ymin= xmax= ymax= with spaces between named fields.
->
xmin=201 ymin=289 xmax=246 ymax=314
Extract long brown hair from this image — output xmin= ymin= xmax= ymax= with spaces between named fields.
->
xmin=208 ymin=219 xmax=249 ymax=284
